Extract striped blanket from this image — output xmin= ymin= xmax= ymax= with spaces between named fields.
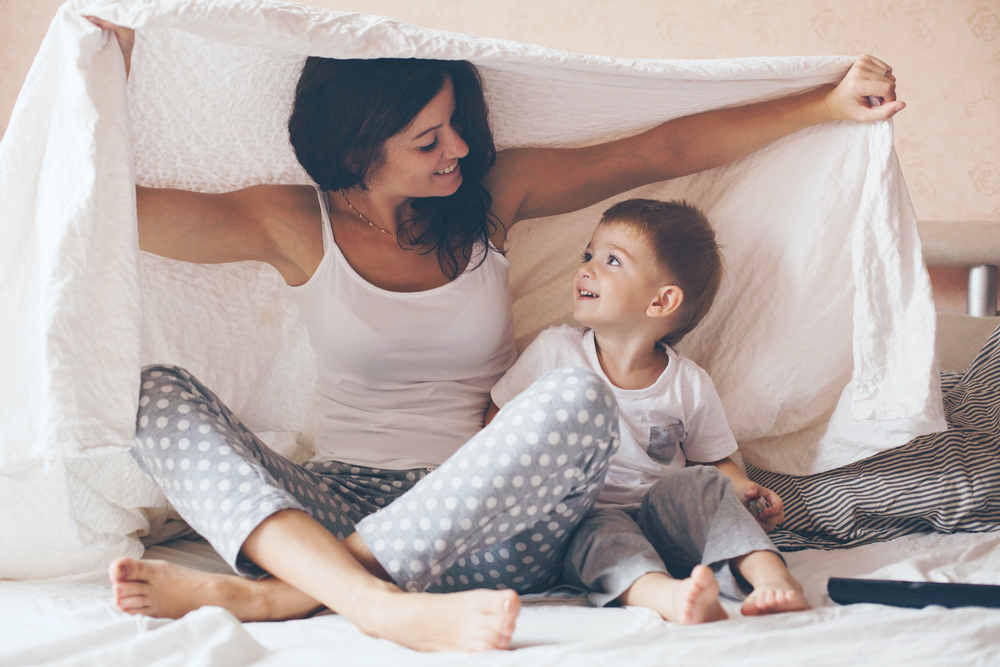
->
xmin=750 ymin=325 xmax=1000 ymax=551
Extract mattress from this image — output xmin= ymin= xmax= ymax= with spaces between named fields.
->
xmin=2 ymin=530 xmax=998 ymax=666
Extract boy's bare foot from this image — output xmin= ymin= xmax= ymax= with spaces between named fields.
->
xmin=740 ymin=581 xmax=809 ymax=616
xmin=731 ymin=550 xmax=810 ymax=616
xmin=109 ymin=557 xmax=520 ymax=651
xmin=674 ymin=565 xmax=729 ymax=624
xmin=109 ymin=557 xmax=320 ymax=621
xmin=619 ymin=566 xmax=728 ymax=625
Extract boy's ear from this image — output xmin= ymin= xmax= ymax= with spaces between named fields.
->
xmin=647 ymin=285 xmax=683 ymax=319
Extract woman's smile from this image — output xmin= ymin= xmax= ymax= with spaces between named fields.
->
xmin=435 ymin=162 xmax=459 ymax=175
xmin=433 ymin=161 xmax=462 ymax=183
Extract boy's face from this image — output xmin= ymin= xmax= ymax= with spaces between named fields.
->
xmin=573 ymin=221 xmax=676 ymax=335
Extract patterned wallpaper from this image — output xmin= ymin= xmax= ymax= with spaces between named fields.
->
xmin=2 ymin=0 xmax=997 ymax=224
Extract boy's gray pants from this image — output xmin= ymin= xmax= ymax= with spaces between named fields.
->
xmin=562 ymin=466 xmax=780 ymax=605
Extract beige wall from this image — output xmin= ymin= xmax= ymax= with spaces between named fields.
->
xmin=2 ymin=1 xmax=997 ymax=221
xmin=0 ymin=0 xmax=1000 ymax=220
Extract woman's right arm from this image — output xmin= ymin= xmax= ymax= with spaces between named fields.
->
xmin=86 ymin=17 xmax=321 ymax=283
xmin=136 ymin=185 xmax=322 ymax=284
xmin=138 ymin=186 xmax=274 ymax=264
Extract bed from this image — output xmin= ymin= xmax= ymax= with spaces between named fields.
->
xmin=2 ymin=1 xmax=999 ymax=664
xmin=3 ymin=529 xmax=1000 ymax=666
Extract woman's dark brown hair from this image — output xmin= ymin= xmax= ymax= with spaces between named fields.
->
xmin=288 ymin=57 xmax=499 ymax=279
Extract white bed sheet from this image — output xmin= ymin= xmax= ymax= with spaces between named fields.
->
xmin=2 ymin=530 xmax=999 ymax=667
xmin=2 ymin=0 xmax=947 ymax=582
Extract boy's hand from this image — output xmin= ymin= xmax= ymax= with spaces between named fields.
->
xmin=738 ymin=482 xmax=785 ymax=532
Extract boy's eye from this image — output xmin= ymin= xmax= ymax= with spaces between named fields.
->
xmin=419 ymin=138 xmax=438 ymax=153
xmin=607 ymin=255 xmax=621 ymax=266
xmin=581 ymin=251 xmax=592 ymax=263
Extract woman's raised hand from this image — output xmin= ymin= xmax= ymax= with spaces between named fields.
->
xmin=84 ymin=16 xmax=135 ymax=78
xmin=824 ymin=55 xmax=904 ymax=123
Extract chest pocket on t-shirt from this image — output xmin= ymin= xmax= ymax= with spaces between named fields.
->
xmin=648 ymin=420 xmax=685 ymax=464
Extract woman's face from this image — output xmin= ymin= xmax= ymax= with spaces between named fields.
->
xmin=366 ymin=76 xmax=470 ymax=200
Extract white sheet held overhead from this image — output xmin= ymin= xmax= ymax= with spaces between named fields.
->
xmin=0 ymin=0 xmax=943 ymax=578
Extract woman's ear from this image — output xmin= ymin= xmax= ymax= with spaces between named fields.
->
xmin=647 ymin=285 xmax=683 ymax=319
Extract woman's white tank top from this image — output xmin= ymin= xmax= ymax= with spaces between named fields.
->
xmin=286 ymin=189 xmax=517 ymax=469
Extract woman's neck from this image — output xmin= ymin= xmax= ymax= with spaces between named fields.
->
xmin=340 ymin=187 xmax=412 ymax=235
xmin=592 ymin=329 xmax=668 ymax=391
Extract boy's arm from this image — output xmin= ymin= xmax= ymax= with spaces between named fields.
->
xmin=680 ymin=364 xmax=785 ymax=530
xmin=488 ymin=328 xmax=569 ymax=427
xmin=700 ymin=457 xmax=786 ymax=531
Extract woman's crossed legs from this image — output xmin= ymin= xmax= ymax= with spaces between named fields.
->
xmin=115 ymin=365 xmax=619 ymax=651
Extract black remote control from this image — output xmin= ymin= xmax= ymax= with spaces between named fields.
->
xmin=828 ymin=577 xmax=1000 ymax=609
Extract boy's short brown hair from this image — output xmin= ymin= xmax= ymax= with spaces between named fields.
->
xmin=600 ymin=199 xmax=722 ymax=347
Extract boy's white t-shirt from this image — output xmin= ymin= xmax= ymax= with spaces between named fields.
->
xmin=491 ymin=325 xmax=738 ymax=507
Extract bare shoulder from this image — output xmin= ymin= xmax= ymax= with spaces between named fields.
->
xmin=136 ymin=183 xmax=323 ymax=285
xmin=483 ymin=148 xmax=538 ymax=246
xmin=484 ymin=148 xmax=533 ymax=217
xmin=245 ymin=184 xmax=324 ymax=285
xmin=235 ymin=184 xmax=319 ymax=223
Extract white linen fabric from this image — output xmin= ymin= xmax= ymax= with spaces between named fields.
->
xmin=2 ymin=531 xmax=999 ymax=666
xmin=492 ymin=326 xmax=738 ymax=507
xmin=287 ymin=189 xmax=517 ymax=470
xmin=0 ymin=0 xmax=944 ymax=577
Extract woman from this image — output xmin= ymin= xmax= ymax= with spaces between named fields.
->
xmin=87 ymin=16 xmax=901 ymax=652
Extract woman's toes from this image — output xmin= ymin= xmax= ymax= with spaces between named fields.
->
xmin=109 ymin=557 xmax=134 ymax=583
xmin=119 ymin=599 xmax=150 ymax=614
xmin=115 ymin=589 xmax=148 ymax=611
xmin=110 ymin=556 xmax=160 ymax=584
xmin=114 ymin=581 xmax=146 ymax=600
xmin=500 ymin=590 xmax=520 ymax=614
xmin=125 ymin=559 xmax=159 ymax=582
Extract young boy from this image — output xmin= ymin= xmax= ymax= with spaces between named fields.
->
xmin=488 ymin=199 xmax=809 ymax=624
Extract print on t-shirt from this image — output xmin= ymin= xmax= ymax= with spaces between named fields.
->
xmin=647 ymin=420 xmax=685 ymax=463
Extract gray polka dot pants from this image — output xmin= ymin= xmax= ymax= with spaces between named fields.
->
xmin=133 ymin=365 xmax=619 ymax=594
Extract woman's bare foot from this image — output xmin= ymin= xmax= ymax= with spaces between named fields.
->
xmin=619 ymin=566 xmax=728 ymax=625
xmin=110 ymin=556 xmax=520 ymax=651
xmin=358 ymin=587 xmax=521 ymax=652
xmin=732 ymin=550 xmax=810 ymax=616
xmin=109 ymin=557 xmax=321 ymax=621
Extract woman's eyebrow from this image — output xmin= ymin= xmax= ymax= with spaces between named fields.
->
xmin=412 ymin=124 xmax=442 ymax=140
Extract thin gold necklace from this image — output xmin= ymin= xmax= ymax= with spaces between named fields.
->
xmin=340 ymin=190 xmax=398 ymax=237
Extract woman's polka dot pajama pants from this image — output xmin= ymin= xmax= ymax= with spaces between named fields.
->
xmin=133 ymin=365 xmax=619 ymax=594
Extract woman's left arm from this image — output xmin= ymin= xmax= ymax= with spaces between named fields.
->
xmin=487 ymin=55 xmax=900 ymax=226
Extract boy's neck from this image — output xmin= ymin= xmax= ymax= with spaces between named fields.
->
xmin=591 ymin=329 xmax=668 ymax=391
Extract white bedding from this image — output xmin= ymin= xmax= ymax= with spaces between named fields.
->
xmin=2 ymin=531 xmax=999 ymax=666
xmin=0 ymin=0 xmax=947 ymax=580
xmin=1 ymin=2 xmax=992 ymax=664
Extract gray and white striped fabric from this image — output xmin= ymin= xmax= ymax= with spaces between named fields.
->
xmin=748 ymin=325 xmax=1000 ymax=551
